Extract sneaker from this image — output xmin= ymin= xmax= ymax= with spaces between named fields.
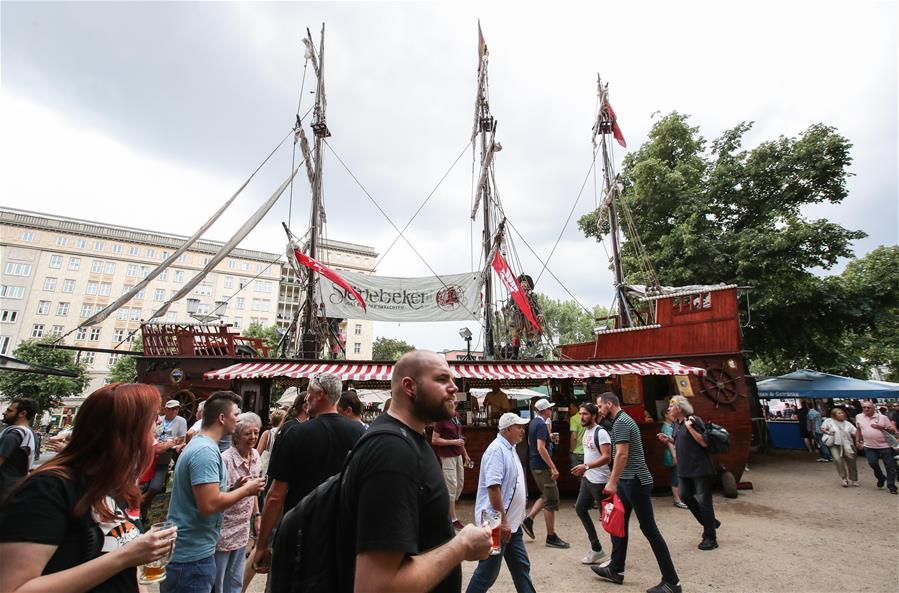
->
xmin=451 ymin=520 xmax=464 ymax=531
xmin=673 ymin=501 xmax=688 ymax=509
xmin=698 ymin=537 xmax=719 ymax=550
xmin=581 ymin=549 xmax=607 ymax=564
xmin=852 ymin=481 xmax=860 ymax=487
xmin=841 ymin=479 xmax=849 ymax=487
xmin=545 ymin=533 xmax=570 ymax=549
xmin=876 ymin=478 xmax=885 ymax=488
xmin=889 ymin=489 xmax=898 ymax=495
xmin=521 ymin=516 xmax=535 ymax=539
xmin=646 ymin=581 xmax=683 ymax=593
xmin=590 ymin=565 xmax=624 ymax=585
xmin=816 ymin=458 xmax=827 ymax=462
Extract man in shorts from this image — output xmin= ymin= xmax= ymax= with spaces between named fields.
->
xmin=521 ymin=398 xmax=569 ymax=548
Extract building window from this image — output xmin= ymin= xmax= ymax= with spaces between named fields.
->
xmin=108 ymin=352 xmax=120 ymax=365
xmin=224 ymin=276 xmax=234 ymax=289
xmin=126 ymin=264 xmax=138 ymax=277
xmin=82 ymin=305 xmax=94 ymax=318
xmin=113 ymin=329 xmax=125 ymax=342
xmin=49 ymin=255 xmax=63 ymax=269
xmin=75 ymin=327 xmax=87 ymax=340
xmin=50 ymin=325 xmax=64 ymax=337
xmin=131 ymin=309 xmax=140 ymax=321
xmin=56 ymin=236 xmax=67 ymax=247
xmin=354 ymin=343 xmax=361 ymax=354
xmin=354 ymin=323 xmax=362 ymax=335
xmin=129 ymin=246 xmax=139 ymax=256
xmin=228 ymin=260 xmax=237 ymax=269
xmin=99 ymin=283 xmax=112 ymax=296
xmin=43 ymin=277 xmax=57 ymax=291
xmin=112 ymin=244 xmax=123 ymax=254
xmin=176 ymin=254 xmax=186 ymax=263
xmin=75 ymin=239 xmax=86 ymax=249
xmin=57 ymin=302 xmax=70 ymax=316
xmin=86 ymin=281 xmax=98 ymax=295
xmin=0 ymin=311 xmax=18 ymax=323
xmin=62 ymin=279 xmax=76 ymax=293
xmin=0 ymin=337 xmax=10 ymax=355
xmin=241 ymin=262 xmax=249 ymax=271
xmin=105 ymin=262 xmax=116 ymax=274
xmin=141 ymin=266 xmax=149 ymax=279
xmin=36 ymin=301 xmax=50 ymax=315
xmin=89 ymin=328 xmax=101 ymax=341
xmin=116 ymin=308 xmax=129 ymax=321
xmin=91 ymin=260 xmax=103 ymax=273
xmin=235 ymin=297 xmax=245 ymax=310
xmin=174 ymin=270 xmax=184 ymax=283
xmin=4 ymin=263 xmax=32 ymax=277
xmin=255 ymin=280 xmax=272 ymax=293
xmin=160 ymin=251 xmax=170 ymax=260
xmin=166 ymin=311 xmax=177 ymax=323
xmin=20 ymin=231 xmax=34 ymax=241
xmin=193 ymin=281 xmax=213 ymax=297
xmin=232 ymin=317 xmax=242 ymax=329
xmin=31 ymin=324 xmax=44 ymax=338
xmin=1 ymin=285 xmax=26 ymax=299
xmin=154 ymin=289 xmax=165 ymax=302
xmin=147 ymin=248 xmax=156 ymax=258
xmin=94 ymin=241 xmax=104 ymax=251
xmin=82 ymin=352 xmax=95 ymax=365
xmin=68 ymin=257 xmax=81 ymax=271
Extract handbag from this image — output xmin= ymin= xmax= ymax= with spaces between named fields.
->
xmin=821 ymin=433 xmax=835 ymax=447
xmin=600 ymin=493 xmax=626 ymax=538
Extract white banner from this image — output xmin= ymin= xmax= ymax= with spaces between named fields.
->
xmin=320 ymin=271 xmax=482 ymax=322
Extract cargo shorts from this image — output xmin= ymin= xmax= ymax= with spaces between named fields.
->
xmin=530 ymin=467 xmax=560 ymax=511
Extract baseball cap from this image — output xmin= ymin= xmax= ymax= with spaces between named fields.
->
xmin=534 ymin=398 xmax=555 ymax=412
xmin=164 ymin=399 xmax=181 ymax=408
xmin=498 ymin=412 xmax=530 ymax=431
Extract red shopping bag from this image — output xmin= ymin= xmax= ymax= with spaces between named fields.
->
xmin=601 ymin=493 xmax=626 ymax=538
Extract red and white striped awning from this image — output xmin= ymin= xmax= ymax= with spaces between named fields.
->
xmin=204 ymin=359 xmax=704 ymax=381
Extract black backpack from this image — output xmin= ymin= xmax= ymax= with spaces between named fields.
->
xmin=704 ymin=420 xmax=731 ymax=454
xmin=270 ymin=422 xmax=419 ymax=593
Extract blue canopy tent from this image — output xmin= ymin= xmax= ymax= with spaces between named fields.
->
xmin=757 ymin=369 xmax=899 ymax=399
xmin=758 ymin=370 xmax=899 ymax=449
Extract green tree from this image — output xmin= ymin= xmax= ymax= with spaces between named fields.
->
xmin=242 ymin=322 xmax=281 ymax=355
xmin=106 ymin=336 xmax=142 ymax=384
xmin=578 ymin=113 xmax=867 ymax=374
xmin=0 ymin=338 xmax=88 ymax=416
xmin=532 ymin=294 xmax=608 ymax=359
xmin=372 ymin=337 xmax=415 ymax=361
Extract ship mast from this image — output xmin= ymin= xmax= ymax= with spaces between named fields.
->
xmin=299 ymin=24 xmax=330 ymax=359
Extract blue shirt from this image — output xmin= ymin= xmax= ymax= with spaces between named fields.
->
xmin=167 ymin=434 xmax=228 ymax=563
xmin=528 ymin=416 xmax=552 ymax=469
xmin=807 ymin=409 xmax=823 ymax=433
xmin=474 ymin=434 xmax=525 ymax=524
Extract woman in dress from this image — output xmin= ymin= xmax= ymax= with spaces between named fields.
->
xmin=0 ymin=383 xmax=177 ymax=593
xmin=821 ymin=408 xmax=859 ymax=487
xmin=214 ymin=413 xmax=262 ymax=593
xmin=660 ymin=407 xmax=687 ymax=508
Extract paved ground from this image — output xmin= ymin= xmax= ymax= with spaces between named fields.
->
xmin=156 ymin=449 xmax=899 ymax=593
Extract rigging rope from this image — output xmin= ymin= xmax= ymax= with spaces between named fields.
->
xmin=374 ymin=139 xmax=473 ymax=270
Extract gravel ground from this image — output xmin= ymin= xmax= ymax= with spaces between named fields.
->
xmin=161 ymin=449 xmax=898 ymax=593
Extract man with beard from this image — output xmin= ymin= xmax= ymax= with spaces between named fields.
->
xmin=0 ymin=398 xmax=37 ymax=497
xmin=340 ymin=350 xmax=492 ymax=593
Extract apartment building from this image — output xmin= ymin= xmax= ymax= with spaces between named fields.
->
xmin=1 ymin=207 xmax=281 ymax=393
xmin=278 ymin=238 xmax=377 ymax=359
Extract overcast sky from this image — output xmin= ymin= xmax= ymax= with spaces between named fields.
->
xmin=2 ymin=2 xmax=896 ymax=352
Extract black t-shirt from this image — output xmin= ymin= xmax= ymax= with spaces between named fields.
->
xmin=673 ymin=416 xmax=715 ymax=478
xmin=268 ymin=413 xmax=365 ymax=511
xmin=0 ymin=472 xmax=140 ymax=593
xmin=0 ymin=426 xmax=29 ymax=496
xmin=796 ymin=407 xmax=810 ymax=435
xmin=340 ymin=414 xmax=459 ymax=593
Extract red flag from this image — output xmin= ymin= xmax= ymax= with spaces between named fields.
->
xmin=291 ymin=247 xmax=367 ymax=312
xmin=491 ymin=251 xmax=540 ymax=332
xmin=606 ymin=100 xmax=627 ymax=148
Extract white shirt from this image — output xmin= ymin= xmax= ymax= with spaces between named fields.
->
xmin=582 ymin=425 xmax=611 ymax=484
xmin=189 ymin=419 xmax=202 ymax=433
xmin=506 ymin=449 xmax=527 ymax=532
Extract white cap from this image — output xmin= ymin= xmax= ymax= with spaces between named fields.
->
xmin=498 ymin=412 xmax=530 ymax=431
xmin=534 ymin=398 xmax=555 ymax=412
xmin=165 ymin=399 xmax=181 ymax=408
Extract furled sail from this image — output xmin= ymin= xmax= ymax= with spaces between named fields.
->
xmin=148 ymin=164 xmax=302 ymax=320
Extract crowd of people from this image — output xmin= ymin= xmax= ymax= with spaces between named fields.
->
xmin=1 ymin=353 xmax=897 ymax=593
xmin=772 ymin=399 xmax=899 ymax=493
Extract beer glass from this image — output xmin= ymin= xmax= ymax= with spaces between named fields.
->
xmin=550 ymin=432 xmax=560 ymax=445
xmin=138 ymin=521 xmax=177 ymax=584
xmin=480 ymin=509 xmax=502 ymax=555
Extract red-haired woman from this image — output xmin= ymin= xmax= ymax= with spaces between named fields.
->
xmin=0 ymin=383 xmax=178 ymax=592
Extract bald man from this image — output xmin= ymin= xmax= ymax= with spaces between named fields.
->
xmin=339 ymin=350 xmax=492 ymax=593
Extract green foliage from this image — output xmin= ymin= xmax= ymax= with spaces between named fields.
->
xmin=372 ymin=337 xmax=416 ymax=361
xmin=106 ymin=336 xmax=142 ymax=384
xmin=242 ymin=322 xmax=281 ymax=354
xmin=533 ymin=294 xmax=608 ymax=359
xmin=578 ymin=112 xmax=879 ymax=375
xmin=0 ymin=338 xmax=89 ymax=416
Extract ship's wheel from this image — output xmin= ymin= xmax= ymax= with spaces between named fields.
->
xmin=699 ymin=362 xmax=745 ymax=408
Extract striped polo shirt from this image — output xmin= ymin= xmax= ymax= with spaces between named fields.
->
xmin=610 ymin=410 xmax=653 ymax=486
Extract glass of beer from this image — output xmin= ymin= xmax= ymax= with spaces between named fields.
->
xmin=550 ymin=432 xmax=560 ymax=445
xmin=138 ymin=521 xmax=177 ymax=584
xmin=480 ymin=509 xmax=502 ymax=555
